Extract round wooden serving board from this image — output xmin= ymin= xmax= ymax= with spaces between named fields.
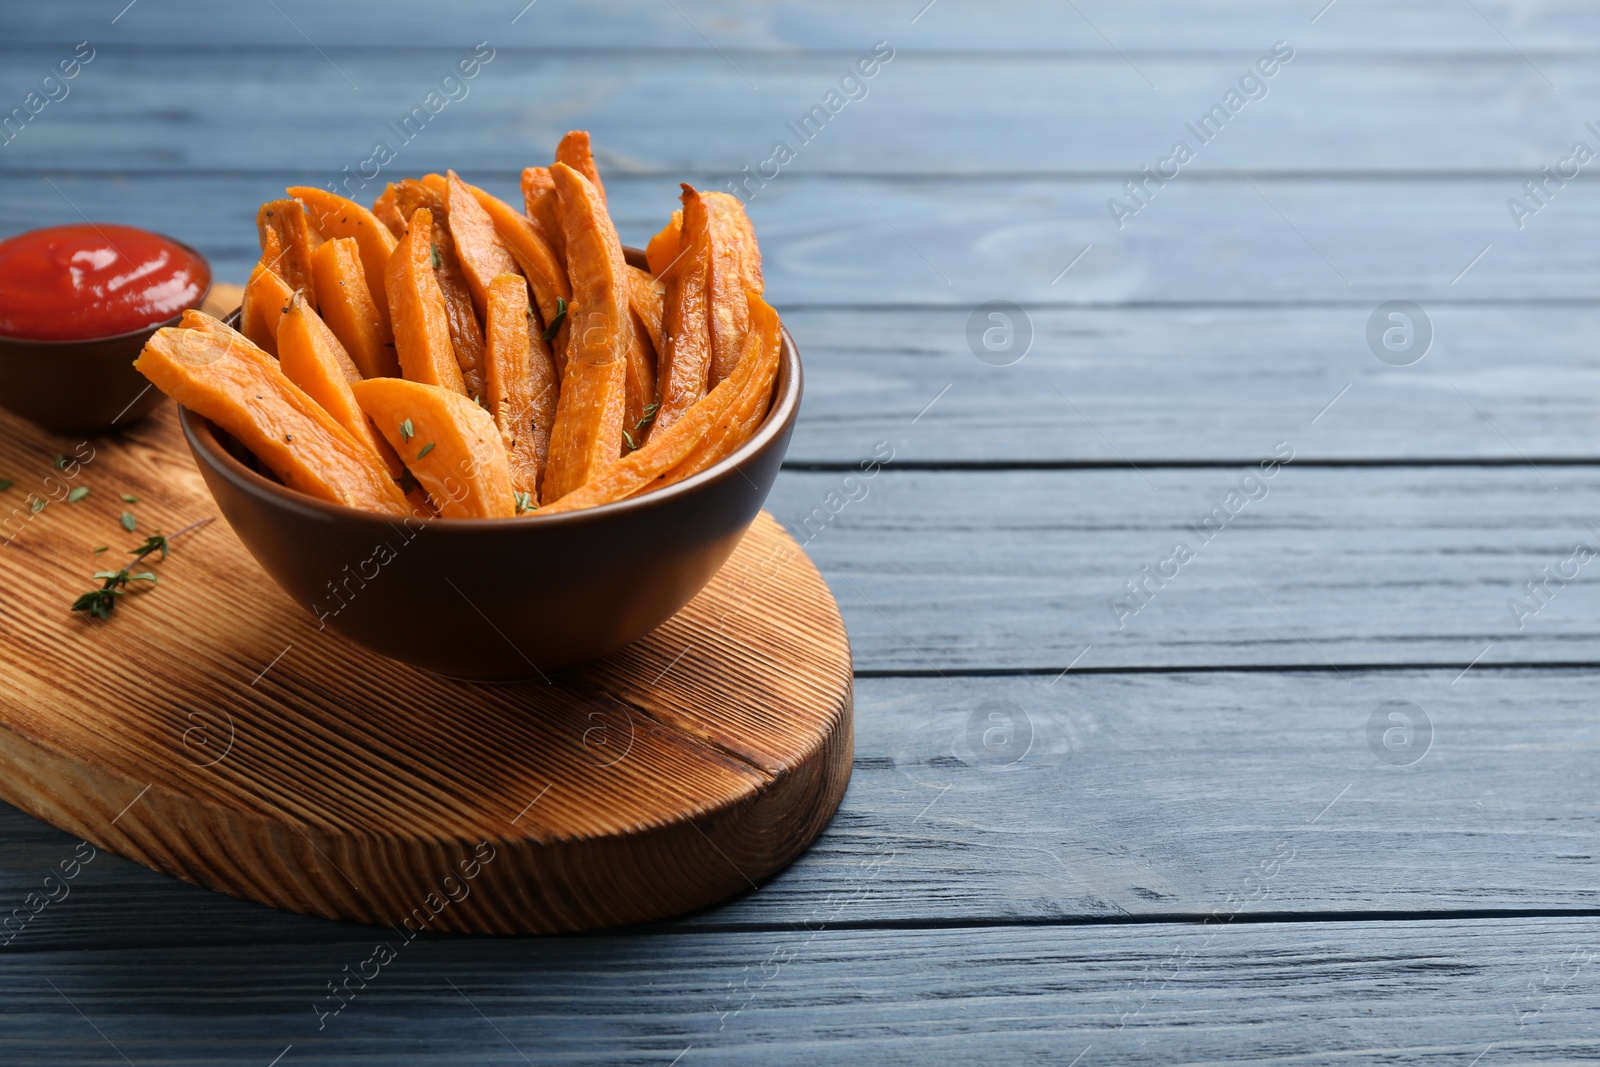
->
xmin=0 ymin=289 xmax=853 ymax=933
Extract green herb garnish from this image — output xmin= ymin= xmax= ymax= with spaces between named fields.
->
xmin=0 ymin=480 xmax=13 ymax=491
xmin=623 ymin=403 xmax=658 ymax=451
xmin=93 ymin=546 xmax=108 ymax=554
xmin=72 ymin=569 xmax=157 ymax=620
xmin=120 ymin=512 xmax=136 ymax=532
xmin=70 ymin=517 xmax=211 ymax=622
xmin=67 ymin=486 xmax=89 ymax=503
xmin=514 ymin=490 xmax=535 ymax=514
xmin=127 ymin=533 xmax=170 ymax=560
xmin=119 ymin=493 xmax=138 ymax=504
xmin=417 ymin=442 xmax=435 ymax=459
xmin=400 ymin=418 xmax=414 ymax=442
xmin=30 ymin=498 xmax=45 ymax=514
xmin=541 ymin=297 xmax=567 ymax=342
xmin=430 ymin=243 xmax=441 ymax=270
xmin=54 ymin=454 xmax=70 ymax=470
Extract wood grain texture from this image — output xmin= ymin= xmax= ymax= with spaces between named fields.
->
xmin=0 ymin=402 xmax=852 ymax=933
xmin=2 ymin=48 xmax=1599 ymax=176
xmin=0 ymin=669 xmax=1596 ymax=955
xmin=1 ymin=918 xmax=1595 ymax=1064
xmin=6 ymin=0 xmax=1600 ymax=1059
xmin=767 ymin=466 xmax=1600 ymax=671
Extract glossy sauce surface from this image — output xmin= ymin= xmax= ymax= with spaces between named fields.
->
xmin=0 ymin=224 xmax=209 ymax=341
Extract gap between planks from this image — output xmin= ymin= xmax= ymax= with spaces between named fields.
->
xmin=786 ymin=457 xmax=1600 ymax=472
xmin=853 ymin=662 xmax=1600 ymax=678
xmin=2 ymin=908 xmax=1596 ymax=955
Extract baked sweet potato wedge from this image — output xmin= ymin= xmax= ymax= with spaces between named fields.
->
xmin=375 ymin=181 xmax=486 ymax=397
xmin=310 ymin=237 xmax=399 ymax=379
xmin=541 ymin=295 xmax=778 ymax=513
xmin=627 ymin=265 xmax=665 ymax=355
xmin=386 ymin=208 xmax=468 ymax=395
xmin=371 ymin=184 xmax=406 ymax=237
xmin=520 ymin=165 xmax=564 ymax=267
xmin=625 ymin=265 xmax=665 ymax=446
xmin=662 ymin=296 xmax=781 ymax=482
xmin=351 ymin=377 xmax=515 ymax=519
xmin=446 ymin=170 xmax=522 ymax=321
xmin=256 ymin=199 xmax=321 ymax=308
xmin=703 ymin=191 xmax=765 ymax=386
xmin=277 ymin=291 xmax=405 ymax=479
xmin=288 ymin=186 xmax=397 ymax=342
xmin=653 ymin=186 xmax=713 ymax=433
xmin=463 ymin=181 xmax=569 ymax=337
xmin=645 ymin=210 xmax=683 ymax=278
xmin=622 ymin=316 xmax=658 ymax=451
xmin=541 ymin=163 xmax=631 ymax=502
xmin=554 ymin=130 xmax=606 ymax=205
xmin=135 ymin=311 xmax=409 ymax=515
xmin=239 ymin=262 xmax=295 ymax=357
xmin=484 ymin=273 xmax=557 ymax=503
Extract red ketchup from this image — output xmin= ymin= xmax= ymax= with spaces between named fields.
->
xmin=0 ymin=224 xmax=209 ymax=341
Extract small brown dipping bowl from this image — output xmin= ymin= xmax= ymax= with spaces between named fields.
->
xmin=0 ymin=238 xmax=210 ymax=435
xmin=181 ymin=268 xmax=801 ymax=682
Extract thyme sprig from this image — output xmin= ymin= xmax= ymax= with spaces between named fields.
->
xmin=71 ymin=516 xmax=214 ymax=622
xmin=622 ymin=403 xmax=659 ymax=452
xmin=541 ymin=297 xmax=567 ymax=342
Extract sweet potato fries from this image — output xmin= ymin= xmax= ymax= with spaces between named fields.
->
xmin=135 ymin=133 xmax=779 ymax=519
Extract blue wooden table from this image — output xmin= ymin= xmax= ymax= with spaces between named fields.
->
xmin=4 ymin=1 xmax=1599 ymax=1062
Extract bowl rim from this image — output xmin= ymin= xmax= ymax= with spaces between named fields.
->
xmin=180 ymin=323 xmax=802 ymax=530
xmin=0 ymin=234 xmax=213 ymax=346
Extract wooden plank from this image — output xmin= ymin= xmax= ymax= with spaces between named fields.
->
xmin=11 ymin=0 xmax=1600 ymax=52
xmin=1 ymin=917 xmax=1595 ymax=1063
xmin=1 ymin=49 xmax=1598 ymax=176
xmin=766 ymin=466 xmax=1600 ymax=671
xmin=2 ymin=669 xmax=1595 ymax=953
xmin=0 ymin=174 xmax=1590 ymax=309
xmin=785 ymin=303 xmax=1600 ymax=464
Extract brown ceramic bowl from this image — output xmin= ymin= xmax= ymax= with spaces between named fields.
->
xmin=180 ymin=268 xmax=801 ymax=682
xmin=0 ymin=239 xmax=209 ymax=435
